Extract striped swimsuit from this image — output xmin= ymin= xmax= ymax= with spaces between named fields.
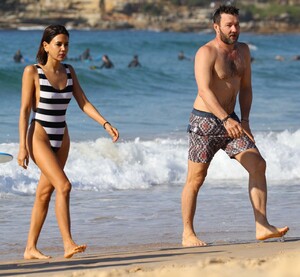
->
xmin=32 ymin=64 xmax=73 ymax=152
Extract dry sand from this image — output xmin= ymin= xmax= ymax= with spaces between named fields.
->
xmin=1 ymin=238 xmax=299 ymax=277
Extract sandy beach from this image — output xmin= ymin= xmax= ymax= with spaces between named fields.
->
xmin=1 ymin=238 xmax=299 ymax=277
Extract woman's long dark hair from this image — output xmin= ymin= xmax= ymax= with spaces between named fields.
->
xmin=36 ymin=25 xmax=69 ymax=65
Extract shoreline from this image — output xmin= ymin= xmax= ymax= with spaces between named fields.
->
xmin=1 ymin=19 xmax=300 ymax=34
xmin=1 ymin=26 xmax=300 ymax=35
xmin=1 ymin=25 xmax=300 ymax=37
xmin=1 ymin=238 xmax=300 ymax=276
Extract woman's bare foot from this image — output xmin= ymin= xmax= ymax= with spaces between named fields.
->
xmin=24 ymin=247 xmax=51 ymax=260
xmin=256 ymin=225 xmax=289 ymax=241
xmin=182 ymin=232 xmax=207 ymax=247
xmin=64 ymin=244 xmax=87 ymax=259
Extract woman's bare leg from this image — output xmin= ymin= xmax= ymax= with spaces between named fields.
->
xmin=25 ymin=123 xmax=86 ymax=259
xmin=55 ymin=128 xmax=87 ymax=258
xmin=24 ymin=174 xmax=54 ymax=259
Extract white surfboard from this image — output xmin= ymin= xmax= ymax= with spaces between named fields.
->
xmin=0 ymin=152 xmax=13 ymax=163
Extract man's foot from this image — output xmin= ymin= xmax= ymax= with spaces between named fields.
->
xmin=256 ymin=225 xmax=289 ymax=241
xmin=24 ymin=247 xmax=51 ymax=260
xmin=64 ymin=244 xmax=87 ymax=259
xmin=182 ymin=233 xmax=207 ymax=247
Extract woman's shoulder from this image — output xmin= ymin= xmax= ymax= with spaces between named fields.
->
xmin=63 ymin=63 xmax=77 ymax=78
xmin=63 ymin=63 xmax=74 ymax=69
xmin=63 ymin=63 xmax=76 ymax=72
xmin=23 ymin=64 xmax=38 ymax=76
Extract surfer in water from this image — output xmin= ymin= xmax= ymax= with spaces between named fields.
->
xmin=18 ymin=25 xmax=119 ymax=259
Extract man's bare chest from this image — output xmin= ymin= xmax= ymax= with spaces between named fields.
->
xmin=214 ymin=50 xmax=245 ymax=80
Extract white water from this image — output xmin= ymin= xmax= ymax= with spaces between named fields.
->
xmin=1 ymin=129 xmax=300 ymax=197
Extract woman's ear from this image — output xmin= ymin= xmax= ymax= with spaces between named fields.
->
xmin=43 ymin=41 xmax=49 ymax=53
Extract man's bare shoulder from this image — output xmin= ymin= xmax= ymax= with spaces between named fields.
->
xmin=238 ymin=41 xmax=250 ymax=48
xmin=237 ymin=42 xmax=251 ymax=61
xmin=237 ymin=42 xmax=250 ymax=53
xmin=195 ymin=41 xmax=217 ymax=60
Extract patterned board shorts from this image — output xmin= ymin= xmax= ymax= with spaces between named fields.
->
xmin=187 ymin=109 xmax=257 ymax=163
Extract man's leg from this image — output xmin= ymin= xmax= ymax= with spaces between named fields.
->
xmin=182 ymin=160 xmax=210 ymax=247
xmin=235 ymin=148 xmax=289 ymax=240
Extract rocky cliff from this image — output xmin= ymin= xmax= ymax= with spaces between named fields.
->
xmin=0 ymin=0 xmax=299 ymax=33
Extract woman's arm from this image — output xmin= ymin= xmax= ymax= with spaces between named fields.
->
xmin=18 ymin=65 xmax=36 ymax=169
xmin=69 ymin=65 xmax=119 ymax=142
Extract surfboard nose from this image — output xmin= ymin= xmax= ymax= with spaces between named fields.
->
xmin=0 ymin=152 xmax=13 ymax=163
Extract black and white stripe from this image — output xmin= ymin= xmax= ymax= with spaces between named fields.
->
xmin=32 ymin=64 xmax=73 ymax=151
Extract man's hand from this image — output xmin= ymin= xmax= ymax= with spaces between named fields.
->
xmin=224 ymin=118 xmax=254 ymax=143
xmin=241 ymin=121 xmax=255 ymax=143
xmin=224 ymin=118 xmax=243 ymax=139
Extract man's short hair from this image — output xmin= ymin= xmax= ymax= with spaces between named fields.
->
xmin=213 ymin=5 xmax=239 ymax=24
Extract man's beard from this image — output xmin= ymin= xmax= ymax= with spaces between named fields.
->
xmin=219 ymin=28 xmax=239 ymax=45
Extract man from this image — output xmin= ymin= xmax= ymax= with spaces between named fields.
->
xmin=181 ymin=5 xmax=289 ymax=247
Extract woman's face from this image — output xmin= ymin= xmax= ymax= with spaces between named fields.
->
xmin=44 ymin=34 xmax=69 ymax=61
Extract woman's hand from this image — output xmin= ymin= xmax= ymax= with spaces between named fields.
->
xmin=18 ymin=148 xmax=29 ymax=169
xmin=104 ymin=122 xmax=119 ymax=142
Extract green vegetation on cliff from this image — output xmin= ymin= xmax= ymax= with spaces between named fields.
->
xmin=142 ymin=0 xmax=300 ymax=23
xmin=0 ymin=0 xmax=299 ymax=32
xmin=241 ymin=3 xmax=300 ymax=23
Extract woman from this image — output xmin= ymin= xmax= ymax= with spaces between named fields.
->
xmin=18 ymin=25 xmax=119 ymax=259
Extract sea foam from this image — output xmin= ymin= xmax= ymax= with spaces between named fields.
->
xmin=1 ymin=129 xmax=299 ymax=196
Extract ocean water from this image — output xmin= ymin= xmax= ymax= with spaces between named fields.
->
xmin=0 ymin=30 xmax=300 ymax=261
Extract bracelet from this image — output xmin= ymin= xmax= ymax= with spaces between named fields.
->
xmin=241 ymin=118 xmax=249 ymax=123
xmin=221 ymin=115 xmax=231 ymax=124
xmin=103 ymin=121 xmax=111 ymax=129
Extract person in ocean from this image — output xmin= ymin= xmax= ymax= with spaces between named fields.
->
xmin=90 ymin=54 xmax=114 ymax=70
xmin=14 ymin=49 xmax=24 ymax=63
xmin=178 ymin=50 xmax=193 ymax=61
xmin=178 ymin=50 xmax=187 ymax=60
xmin=18 ymin=25 xmax=119 ymax=259
xmin=99 ymin=54 xmax=114 ymax=69
xmin=181 ymin=5 xmax=289 ymax=247
xmin=128 ymin=55 xmax=141 ymax=68
xmin=79 ymin=48 xmax=92 ymax=61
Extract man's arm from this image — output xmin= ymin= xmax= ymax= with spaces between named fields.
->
xmin=239 ymin=43 xmax=254 ymax=141
xmin=239 ymin=43 xmax=252 ymax=121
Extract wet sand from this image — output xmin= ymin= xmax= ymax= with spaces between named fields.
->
xmin=1 ymin=238 xmax=299 ymax=276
